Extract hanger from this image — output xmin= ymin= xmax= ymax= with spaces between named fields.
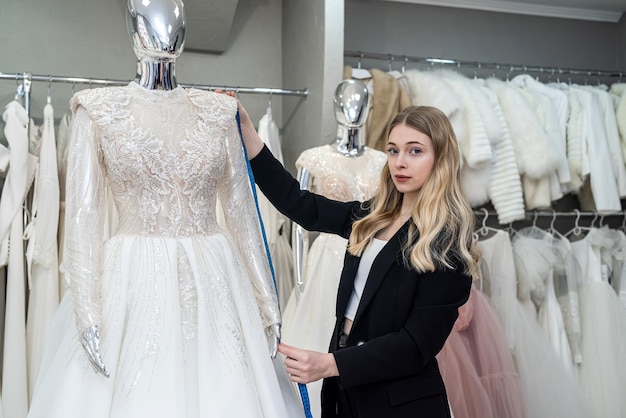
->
xmin=266 ymin=92 xmax=273 ymax=120
xmin=387 ymin=54 xmax=403 ymax=79
xmin=47 ymin=75 xmax=52 ymax=104
xmin=14 ymin=75 xmax=24 ymax=102
xmin=475 ymin=209 xmax=501 ymax=239
xmin=352 ymin=51 xmax=371 ymax=80
xmin=565 ymin=209 xmax=596 ymax=238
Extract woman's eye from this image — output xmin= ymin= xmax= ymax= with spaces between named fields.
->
xmin=410 ymin=148 xmax=422 ymax=155
xmin=387 ymin=149 xmax=398 ymax=155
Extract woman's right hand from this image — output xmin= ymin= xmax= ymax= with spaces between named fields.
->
xmin=235 ymin=101 xmax=265 ymax=159
xmin=216 ymin=90 xmax=265 ymax=159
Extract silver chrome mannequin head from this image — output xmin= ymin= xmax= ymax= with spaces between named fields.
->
xmin=333 ymin=79 xmax=369 ymax=157
xmin=126 ymin=0 xmax=186 ymax=90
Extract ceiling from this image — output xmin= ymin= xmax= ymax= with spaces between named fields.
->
xmin=384 ymin=0 xmax=626 ymax=22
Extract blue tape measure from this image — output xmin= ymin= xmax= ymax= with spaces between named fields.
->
xmin=236 ymin=110 xmax=313 ymax=418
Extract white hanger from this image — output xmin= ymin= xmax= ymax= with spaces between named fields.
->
xmin=47 ymin=75 xmax=52 ymax=104
xmin=266 ymin=92 xmax=273 ymax=121
xmin=352 ymin=52 xmax=371 ymax=80
xmin=474 ymin=208 xmax=501 ymax=240
xmin=387 ymin=54 xmax=403 ymax=79
xmin=565 ymin=209 xmax=596 ymax=238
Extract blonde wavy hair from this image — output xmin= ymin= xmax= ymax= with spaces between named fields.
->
xmin=348 ymin=106 xmax=479 ymax=279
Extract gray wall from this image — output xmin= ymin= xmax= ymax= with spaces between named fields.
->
xmin=344 ymin=0 xmax=624 ymax=82
xmin=0 ymin=0 xmax=286 ymax=129
xmin=3 ymin=0 xmax=625 ymax=162
xmin=619 ymin=14 xmax=626 ymax=70
xmin=281 ymin=0 xmax=344 ymax=173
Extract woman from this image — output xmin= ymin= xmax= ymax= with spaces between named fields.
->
xmin=240 ymin=104 xmax=479 ymax=418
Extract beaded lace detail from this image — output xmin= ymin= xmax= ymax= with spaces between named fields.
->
xmin=295 ymin=144 xmax=387 ymax=202
xmin=65 ymin=83 xmax=280 ymax=338
xmin=71 ymin=83 xmax=236 ymax=237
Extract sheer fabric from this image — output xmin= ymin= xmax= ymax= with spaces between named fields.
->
xmin=570 ymin=229 xmax=626 ymax=418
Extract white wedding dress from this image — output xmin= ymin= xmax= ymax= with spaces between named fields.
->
xmin=569 ymin=228 xmax=626 ymax=418
xmin=27 ymin=83 xmax=304 ymax=418
xmin=281 ymin=144 xmax=386 ymax=417
xmin=478 ymin=230 xmax=590 ymax=418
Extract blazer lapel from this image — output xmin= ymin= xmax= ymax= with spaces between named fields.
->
xmin=352 ymin=220 xmax=410 ymax=327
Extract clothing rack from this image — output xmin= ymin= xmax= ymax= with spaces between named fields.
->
xmin=1 ymin=71 xmax=308 ymax=135
xmin=344 ymin=50 xmax=623 ymax=80
xmin=474 ymin=209 xmax=625 ymax=218
xmin=474 ymin=209 xmax=626 ymax=233
xmin=0 ymin=71 xmax=309 ymax=96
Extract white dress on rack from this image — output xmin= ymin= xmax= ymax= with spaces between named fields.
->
xmin=478 ymin=230 xmax=590 ymax=418
xmin=24 ymin=102 xmax=60 ymax=400
xmin=27 ymin=83 xmax=304 ymax=418
xmin=512 ymin=227 xmax=573 ymax=372
xmin=281 ymin=144 xmax=386 ymax=418
xmin=256 ymin=107 xmax=293 ymax=311
xmin=1 ymin=100 xmax=38 ymax=418
xmin=569 ymin=228 xmax=626 ymax=418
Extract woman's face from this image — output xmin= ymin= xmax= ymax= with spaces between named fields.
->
xmin=387 ymin=123 xmax=435 ymax=200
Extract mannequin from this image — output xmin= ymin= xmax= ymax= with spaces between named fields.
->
xmin=293 ymin=79 xmax=370 ymax=290
xmin=126 ymin=0 xmax=185 ymax=90
xmin=77 ymin=0 xmax=189 ymax=378
xmin=282 ymin=79 xmax=386 ymax=418
xmin=27 ymin=1 xmax=303 ymax=416
xmin=334 ymin=78 xmax=368 ymax=157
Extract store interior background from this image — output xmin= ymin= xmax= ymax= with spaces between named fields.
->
xmin=2 ymin=0 xmax=626 ymax=174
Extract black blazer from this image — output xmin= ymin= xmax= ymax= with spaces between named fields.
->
xmin=250 ymin=146 xmax=472 ymax=418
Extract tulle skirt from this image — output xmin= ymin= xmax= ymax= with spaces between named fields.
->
xmin=512 ymin=300 xmax=590 ymax=418
xmin=27 ymin=234 xmax=304 ymax=418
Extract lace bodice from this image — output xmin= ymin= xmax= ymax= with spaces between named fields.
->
xmin=71 ymin=82 xmax=238 ymax=237
xmin=65 ymin=83 xmax=279 ymax=332
xmin=295 ymin=144 xmax=387 ymax=201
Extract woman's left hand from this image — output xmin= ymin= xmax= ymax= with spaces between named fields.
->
xmin=278 ymin=343 xmax=339 ymax=384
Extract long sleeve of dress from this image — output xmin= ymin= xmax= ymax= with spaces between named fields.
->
xmin=63 ymin=107 xmax=107 ymax=333
xmin=218 ymin=122 xmax=281 ymax=328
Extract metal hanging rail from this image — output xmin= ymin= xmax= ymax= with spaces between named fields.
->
xmin=0 ymin=72 xmax=308 ymax=97
xmin=474 ymin=209 xmax=625 ymax=218
xmin=345 ymin=50 xmax=623 ymax=79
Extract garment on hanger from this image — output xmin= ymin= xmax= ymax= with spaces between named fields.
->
xmin=479 ymin=230 xmax=590 ymax=418
xmin=281 ymin=144 xmax=386 ymax=418
xmin=513 ymin=227 xmax=573 ymax=371
xmin=56 ymin=111 xmax=72 ymax=300
xmin=256 ymin=105 xmax=293 ymax=311
xmin=24 ymin=101 xmax=60 ymax=401
xmin=570 ymin=228 xmax=626 ymax=418
xmin=567 ymin=86 xmax=621 ymax=212
xmin=473 ymin=80 xmax=525 ymax=223
xmin=1 ymin=100 xmax=38 ymax=418
xmin=551 ymin=233 xmax=583 ymax=365
xmin=27 ymin=83 xmax=304 ymax=418
xmin=437 ymin=314 xmax=495 ymax=418
xmin=459 ymin=286 xmax=527 ymax=418
xmin=438 ymin=283 xmax=527 ymax=418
